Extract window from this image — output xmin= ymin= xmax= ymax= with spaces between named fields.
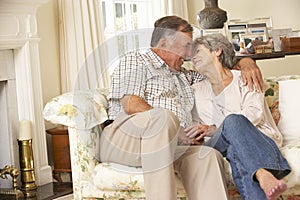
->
xmin=101 ymin=0 xmax=152 ymax=38
xmin=101 ymin=0 xmax=153 ymax=72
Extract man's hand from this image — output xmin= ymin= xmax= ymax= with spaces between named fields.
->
xmin=236 ymin=57 xmax=264 ymax=92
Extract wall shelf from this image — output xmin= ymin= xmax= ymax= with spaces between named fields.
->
xmin=236 ymin=51 xmax=300 ymax=61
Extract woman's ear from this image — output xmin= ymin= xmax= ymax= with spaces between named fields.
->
xmin=215 ymin=48 xmax=222 ymax=56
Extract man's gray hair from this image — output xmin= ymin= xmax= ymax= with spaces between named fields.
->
xmin=151 ymin=16 xmax=193 ymax=47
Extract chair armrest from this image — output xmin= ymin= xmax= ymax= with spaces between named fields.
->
xmin=43 ymin=89 xmax=108 ymax=129
xmin=67 ymin=126 xmax=101 ymax=199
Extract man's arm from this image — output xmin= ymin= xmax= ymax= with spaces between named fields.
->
xmin=234 ymin=57 xmax=264 ymax=92
xmin=120 ymin=94 xmax=152 ymax=115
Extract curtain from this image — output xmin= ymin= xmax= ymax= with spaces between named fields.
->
xmin=58 ymin=0 xmax=188 ymax=92
xmin=58 ymin=0 xmax=109 ymax=92
xmin=151 ymin=0 xmax=189 ymax=22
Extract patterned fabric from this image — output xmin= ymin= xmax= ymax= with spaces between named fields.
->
xmin=43 ymin=76 xmax=300 ymax=200
xmin=43 ymin=89 xmax=108 ymax=129
xmin=108 ymin=49 xmax=205 ymax=127
xmin=264 ymin=77 xmax=281 ymax=125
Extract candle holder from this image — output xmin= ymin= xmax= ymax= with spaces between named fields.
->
xmin=18 ymin=139 xmax=37 ymax=198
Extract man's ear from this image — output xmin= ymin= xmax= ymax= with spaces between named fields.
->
xmin=157 ymin=38 xmax=167 ymax=49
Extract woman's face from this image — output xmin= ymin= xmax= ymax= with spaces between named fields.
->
xmin=192 ymin=44 xmax=215 ymax=74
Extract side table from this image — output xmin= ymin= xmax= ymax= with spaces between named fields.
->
xmin=46 ymin=126 xmax=72 ymax=182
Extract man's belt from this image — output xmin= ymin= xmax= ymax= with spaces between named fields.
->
xmin=102 ymin=120 xmax=114 ymax=129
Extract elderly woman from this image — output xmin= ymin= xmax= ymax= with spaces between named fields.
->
xmin=185 ymin=33 xmax=291 ymax=200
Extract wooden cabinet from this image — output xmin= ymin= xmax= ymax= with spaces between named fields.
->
xmin=46 ymin=126 xmax=71 ymax=182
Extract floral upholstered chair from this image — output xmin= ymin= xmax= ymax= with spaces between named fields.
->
xmin=43 ymin=76 xmax=300 ymax=200
xmin=43 ymin=89 xmax=187 ymax=199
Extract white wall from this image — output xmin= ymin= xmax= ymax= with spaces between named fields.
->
xmin=188 ymin=0 xmax=300 ymax=77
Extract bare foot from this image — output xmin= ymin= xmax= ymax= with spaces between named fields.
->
xmin=255 ymin=168 xmax=287 ymax=200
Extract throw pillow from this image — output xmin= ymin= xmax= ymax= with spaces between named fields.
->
xmin=277 ymin=76 xmax=300 ymax=144
xmin=264 ymin=77 xmax=280 ymax=125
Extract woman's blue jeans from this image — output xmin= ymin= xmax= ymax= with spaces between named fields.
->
xmin=205 ymin=114 xmax=291 ymax=200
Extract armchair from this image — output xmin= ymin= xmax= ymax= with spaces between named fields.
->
xmin=43 ymin=76 xmax=300 ymax=200
xmin=43 ymin=89 xmax=187 ymax=199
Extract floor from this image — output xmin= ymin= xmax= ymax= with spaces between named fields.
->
xmin=34 ymin=182 xmax=73 ymax=200
xmin=36 ymin=172 xmax=73 ymax=200
xmin=15 ymin=182 xmax=73 ymax=200
xmin=0 ymin=182 xmax=72 ymax=200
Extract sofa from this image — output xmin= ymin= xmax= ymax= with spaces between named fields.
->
xmin=43 ymin=75 xmax=300 ymax=200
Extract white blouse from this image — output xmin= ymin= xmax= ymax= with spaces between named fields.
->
xmin=192 ymin=70 xmax=283 ymax=147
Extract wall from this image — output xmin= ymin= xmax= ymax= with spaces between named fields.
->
xmin=36 ymin=0 xmax=61 ymax=129
xmin=188 ymin=0 xmax=300 ymax=77
xmin=36 ymin=0 xmax=61 ymax=166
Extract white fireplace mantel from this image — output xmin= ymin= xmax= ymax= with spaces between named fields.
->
xmin=0 ymin=0 xmax=52 ymax=186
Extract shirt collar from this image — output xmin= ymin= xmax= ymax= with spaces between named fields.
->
xmin=147 ymin=49 xmax=184 ymax=76
xmin=147 ymin=49 xmax=167 ymax=69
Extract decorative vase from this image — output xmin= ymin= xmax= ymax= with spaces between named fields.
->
xmin=197 ymin=0 xmax=227 ymax=29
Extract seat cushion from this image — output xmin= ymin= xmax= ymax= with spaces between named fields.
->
xmin=280 ymin=140 xmax=300 ymax=190
xmin=92 ymin=163 xmax=145 ymax=191
xmin=81 ymin=162 xmax=187 ymax=199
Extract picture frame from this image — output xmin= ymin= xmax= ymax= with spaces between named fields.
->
xmin=200 ymin=28 xmax=227 ymax=37
xmin=228 ymin=17 xmax=272 ymax=29
xmin=227 ymin=17 xmax=272 ymax=52
xmin=247 ymin=17 xmax=273 ymax=29
xmin=239 ymin=33 xmax=267 ymax=48
xmin=227 ymin=24 xmax=247 ymax=51
xmin=247 ymin=26 xmax=269 ymax=42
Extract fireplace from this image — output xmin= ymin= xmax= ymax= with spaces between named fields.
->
xmin=0 ymin=50 xmax=18 ymax=188
xmin=0 ymin=0 xmax=52 ymax=187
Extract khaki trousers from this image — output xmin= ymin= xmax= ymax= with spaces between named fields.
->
xmin=100 ymin=108 xmax=228 ymax=200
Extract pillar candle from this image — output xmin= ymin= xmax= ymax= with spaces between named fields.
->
xmin=19 ymin=120 xmax=32 ymax=140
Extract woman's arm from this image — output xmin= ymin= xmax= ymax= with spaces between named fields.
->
xmin=234 ymin=57 xmax=264 ymax=92
xmin=239 ymin=80 xmax=265 ymax=125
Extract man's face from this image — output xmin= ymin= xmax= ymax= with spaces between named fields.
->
xmin=164 ymin=31 xmax=193 ymax=71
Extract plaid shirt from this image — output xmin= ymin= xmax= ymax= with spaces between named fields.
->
xmin=108 ymin=49 xmax=206 ymax=127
